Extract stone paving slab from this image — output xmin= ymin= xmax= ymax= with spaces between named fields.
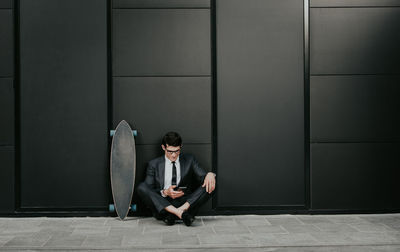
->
xmin=3 ymin=233 xmax=52 ymax=248
xmin=234 ymin=216 xmax=270 ymax=226
xmin=319 ymin=215 xmax=369 ymax=224
xmin=0 ymin=236 xmax=14 ymax=247
xmin=43 ymin=235 xmax=87 ymax=248
xmin=280 ymin=224 xmax=320 ymax=233
xmin=162 ymin=233 xmax=200 ymax=246
xmin=197 ymin=234 xmax=243 ymax=246
xmin=0 ymin=214 xmax=399 ymax=250
xmin=296 ymin=216 xmax=335 ymax=225
xmin=122 ymin=233 xmax=162 ymax=246
xmin=82 ymin=235 xmax=124 ymax=248
xmin=248 ymin=225 xmax=289 ymax=234
xmin=313 ymin=223 xmax=360 ymax=233
xmin=1 ymin=246 xmax=400 ymax=252
xmin=213 ymin=225 xmax=251 ymax=234
xmin=179 ymin=225 xmax=215 ymax=235
xmin=1 ymin=245 xmax=400 ymax=251
xmin=349 ymin=223 xmax=398 ymax=233
xmin=108 ymin=226 xmax=144 ymax=236
xmin=71 ymin=226 xmax=111 ymax=236
xmin=266 ymin=216 xmax=304 ymax=226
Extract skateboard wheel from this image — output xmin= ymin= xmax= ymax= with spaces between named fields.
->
xmin=109 ymin=204 xmax=115 ymax=212
xmin=111 ymin=129 xmax=137 ymax=137
xmin=130 ymin=204 xmax=137 ymax=212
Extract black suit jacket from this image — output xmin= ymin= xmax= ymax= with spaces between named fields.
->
xmin=139 ymin=153 xmax=211 ymax=212
xmin=144 ymin=153 xmax=207 ymax=194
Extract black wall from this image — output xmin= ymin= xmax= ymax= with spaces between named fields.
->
xmin=19 ymin=0 xmax=109 ymax=209
xmin=0 ymin=0 xmax=14 ymax=213
xmin=0 ymin=0 xmax=399 ymax=214
xmin=216 ymin=0 xmax=305 ymax=209
xmin=310 ymin=0 xmax=400 ymax=211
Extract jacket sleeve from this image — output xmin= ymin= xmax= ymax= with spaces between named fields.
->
xmin=192 ymin=156 xmax=208 ymax=184
xmin=144 ymin=162 xmax=157 ymax=191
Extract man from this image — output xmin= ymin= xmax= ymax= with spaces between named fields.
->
xmin=137 ymin=132 xmax=216 ymax=226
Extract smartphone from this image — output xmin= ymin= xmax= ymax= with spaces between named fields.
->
xmin=174 ymin=186 xmax=187 ymax=191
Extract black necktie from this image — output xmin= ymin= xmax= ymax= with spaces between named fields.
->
xmin=172 ymin=161 xmax=177 ymax=186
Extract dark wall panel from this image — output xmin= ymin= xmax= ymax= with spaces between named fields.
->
xmin=113 ymin=0 xmax=210 ymax=8
xmin=311 ymin=76 xmax=400 ymax=142
xmin=0 ymin=147 xmax=14 ymax=212
xmin=217 ymin=0 xmax=305 ymax=207
xmin=113 ymin=9 xmax=210 ymax=76
xmin=0 ymin=0 xmax=12 ymax=9
xmin=311 ymin=0 xmax=400 ymax=7
xmin=113 ymin=77 xmax=211 ymax=144
xmin=0 ymin=1 xmax=13 ymax=214
xmin=0 ymin=9 xmax=13 ymax=77
xmin=310 ymin=8 xmax=400 ymax=74
xmin=311 ymin=143 xmax=400 ymax=210
xmin=0 ymin=78 xmax=13 ymax=145
xmin=20 ymin=0 xmax=108 ymax=208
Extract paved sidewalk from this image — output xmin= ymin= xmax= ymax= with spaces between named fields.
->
xmin=0 ymin=214 xmax=400 ymax=251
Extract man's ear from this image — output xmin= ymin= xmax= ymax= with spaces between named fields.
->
xmin=161 ymin=144 xmax=166 ymax=151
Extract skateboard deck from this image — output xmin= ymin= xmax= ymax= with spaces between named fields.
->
xmin=110 ymin=120 xmax=136 ymax=220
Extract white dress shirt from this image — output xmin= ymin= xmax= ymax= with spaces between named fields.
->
xmin=160 ymin=156 xmax=181 ymax=197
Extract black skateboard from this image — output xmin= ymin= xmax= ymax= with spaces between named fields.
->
xmin=109 ymin=120 xmax=137 ymax=220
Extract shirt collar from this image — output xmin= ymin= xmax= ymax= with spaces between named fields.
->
xmin=164 ymin=155 xmax=179 ymax=164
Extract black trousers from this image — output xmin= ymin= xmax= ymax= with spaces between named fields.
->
xmin=137 ymin=182 xmax=212 ymax=220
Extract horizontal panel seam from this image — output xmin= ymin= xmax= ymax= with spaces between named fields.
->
xmin=216 ymin=205 xmax=306 ymax=208
xmin=310 ymin=6 xmax=400 ymax=8
xmin=310 ymin=141 xmax=400 ymax=143
xmin=136 ymin=143 xmax=212 ymax=146
xmin=0 ymin=145 xmax=15 ymax=149
xmin=311 ymin=74 xmax=400 ymax=76
xmin=17 ymin=206 xmax=109 ymax=210
xmin=113 ymin=75 xmax=212 ymax=78
xmin=112 ymin=7 xmax=210 ymax=10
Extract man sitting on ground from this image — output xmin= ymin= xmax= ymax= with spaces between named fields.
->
xmin=137 ymin=132 xmax=216 ymax=226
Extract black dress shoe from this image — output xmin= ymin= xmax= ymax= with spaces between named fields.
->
xmin=181 ymin=211 xmax=195 ymax=226
xmin=163 ymin=213 xmax=176 ymax=226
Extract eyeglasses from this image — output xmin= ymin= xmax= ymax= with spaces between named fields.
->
xmin=166 ymin=148 xmax=181 ymax=154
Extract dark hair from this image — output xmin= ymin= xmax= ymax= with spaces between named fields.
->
xmin=162 ymin=132 xmax=182 ymax=147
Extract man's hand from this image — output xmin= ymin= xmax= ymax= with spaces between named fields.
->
xmin=164 ymin=185 xmax=184 ymax=199
xmin=202 ymin=172 xmax=216 ymax=194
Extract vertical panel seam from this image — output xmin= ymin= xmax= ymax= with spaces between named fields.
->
xmin=304 ymin=0 xmax=311 ymax=210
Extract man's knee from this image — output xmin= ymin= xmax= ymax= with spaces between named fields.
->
xmin=200 ymin=186 xmax=215 ymax=197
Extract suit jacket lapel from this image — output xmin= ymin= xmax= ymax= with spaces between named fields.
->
xmin=179 ymin=154 xmax=186 ymax=183
xmin=158 ymin=157 xmax=165 ymax=190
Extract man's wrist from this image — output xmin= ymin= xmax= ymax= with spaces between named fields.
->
xmin=161 ymin=189 xmax=167 ymax=197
